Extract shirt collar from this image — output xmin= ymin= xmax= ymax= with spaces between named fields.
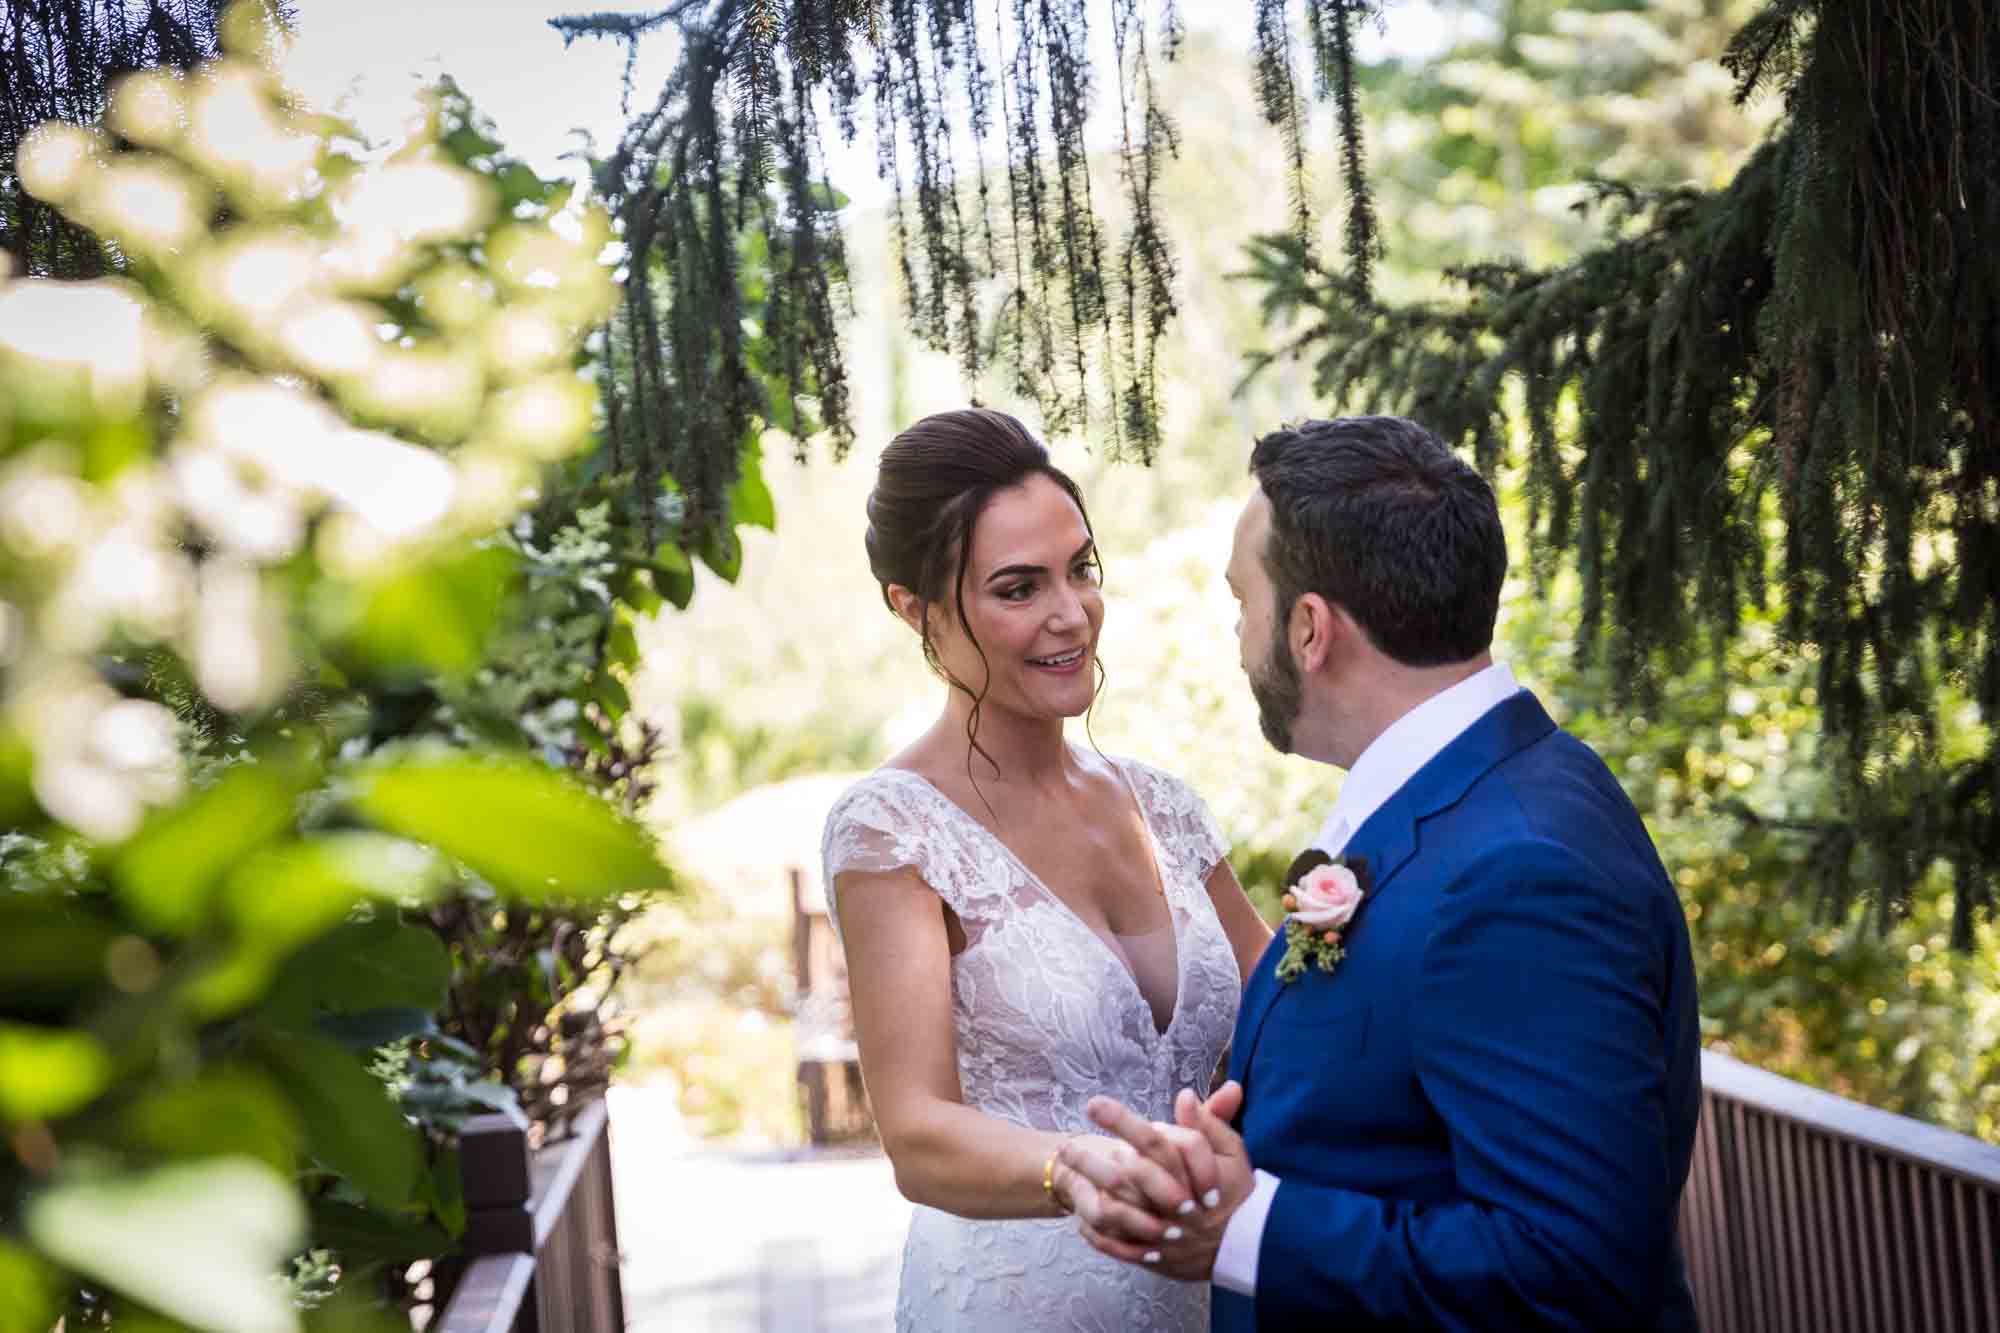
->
xmin=1313 ymin=662 xmax=1521 ymax=855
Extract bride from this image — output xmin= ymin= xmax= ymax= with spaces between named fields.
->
xmin=820 ymin=408 xmax=1271 ymax=1330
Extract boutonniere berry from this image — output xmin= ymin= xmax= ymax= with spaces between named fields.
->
xmin=1275 ymin=847 xmax=1370 ymax=985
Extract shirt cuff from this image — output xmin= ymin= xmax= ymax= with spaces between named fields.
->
xmin=1212 ymin=1169 xmax=1280 ymax=1297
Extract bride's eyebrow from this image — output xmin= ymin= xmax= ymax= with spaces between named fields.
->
xmin=984 ymin=538 xmax=1095 ymax=585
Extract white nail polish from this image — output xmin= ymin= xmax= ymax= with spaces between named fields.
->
xmin=1143 ymin=1251 xmax=1162 ymax=1265
xmin=1203 ymin=1189 xmax=1221 ymax=1208
xmin=1164 ymin=1226 xmax=1184 ymax=1242
xmin=1177 ymin=1199 xmax=1196 ymax=1216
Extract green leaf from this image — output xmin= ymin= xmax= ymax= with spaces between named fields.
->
xmin=0 ymin=897 xmax=117 ymax=1005
xmin=118 ymin=1070 xmax=302 ymax=1173
xmin=308 ymin=1200 xmax=454 ymax=1271
xmin=605 ymin=615 xmax=640 ymax=669
xmin=0 ymin=1024 xmax=111 ymax=1122
xmin=178 ymin=945 xmax=283 ymax=1022
xmin=0 ymin=1238 xmax=58 ymax=1333
xmin=262 ymin=915 xmax=452 ymax=1024
xmin=225 ymin=833 xmax=452 ymax=956
xmin=617 ymin=565 xmax=664 ymax=617
xmin=729 ymin=438 xmax=777 ymax=531
xmin=316 ymin=1007 xmax=436 ymax=1051
xmin=497 ymin=162 xmax=551 ymax=209
xmin=696 ymin=524 xmax=741 ymax=583
xmin=424 ymin=1146 xmax=467 ymax=1237
xmin=323 ymin=545 xmax=516 ymax=678
xmin=398 ymin=1077 xmax=519 ymax=1117
xmin=590 ymin=673 xmax=632 ymax=722
xmin=652 ymin=542 xmax=695 ymax=609
xmin=0 ymin=728 xmax=34 ymax=828
xmin=81 ymin=416 xmax=151 ymax=482
xmin=250 ymin=1029 xmax=422 ymax=1211
xmin=25 ymin=1159 xmax=306 ymax=1333
xmin=303 ymin=1294 xmax=417 ymax=1333
xmin=347 ymin=751 xmax=668 ymax=901
xmin=114 ymin=760 xmax=312 ymax=934
xmin=442 ymin=125 xmax=504 ymax=166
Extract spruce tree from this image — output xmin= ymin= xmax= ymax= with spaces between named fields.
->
xmin=0 ymin=1 xmax=294 ymax=277
xmin=1242 ymin=0 xmax=1998 ymax=942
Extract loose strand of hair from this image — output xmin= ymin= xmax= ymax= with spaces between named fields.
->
xmin=1083 ymin=654 xmax=1108 ymax=764
xmin=955 ymin=557 xmax=1003 ymax=819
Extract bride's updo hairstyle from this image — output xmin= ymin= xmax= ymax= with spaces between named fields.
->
xmin=866 ymin=407 xmax=1100 ymax=776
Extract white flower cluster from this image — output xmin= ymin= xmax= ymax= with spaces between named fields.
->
xmin=0 ymin=44 xmax=617 ymax=842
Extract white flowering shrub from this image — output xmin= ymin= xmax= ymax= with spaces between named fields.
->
xmin=0 ymin=17 xmax=665 ymax=1330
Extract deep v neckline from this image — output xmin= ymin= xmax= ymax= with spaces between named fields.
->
xmin=890 ymin=764 xmax=1186 ymax=1040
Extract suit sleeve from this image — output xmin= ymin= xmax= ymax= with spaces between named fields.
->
xmin=1252 ymin=839 xmax=1682 ymax=1330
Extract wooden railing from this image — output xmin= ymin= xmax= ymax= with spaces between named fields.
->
xmin=1681 ymin=1050 xmax=2000 ymax=1333
xmin=435 ymin=1099 xmax=625 ymax=1333
xmin=791 ymin=865 xmax=874 ymax=1145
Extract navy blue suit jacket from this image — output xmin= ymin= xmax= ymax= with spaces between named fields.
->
xmin=1213 ymin=690 xmax=1701 ymax=1332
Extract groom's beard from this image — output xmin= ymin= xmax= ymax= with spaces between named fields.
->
xmin=1249 ymin=623 xmax=1305 ymax=755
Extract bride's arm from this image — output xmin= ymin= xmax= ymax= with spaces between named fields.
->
xmin=1203 ymin=858 xmax=1275 ymax=986
xmin=835 ymin=864 xmax=1184 ymax=1224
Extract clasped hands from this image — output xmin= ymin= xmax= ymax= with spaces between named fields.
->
xmin=1048 ymin=1080 xmax=1254 ymax=1281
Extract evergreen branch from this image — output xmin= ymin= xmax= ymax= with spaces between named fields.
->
xmin=1240 ymin=0 xmax=2000 ymax=942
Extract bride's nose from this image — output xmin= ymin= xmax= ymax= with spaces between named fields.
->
xmin=1046 ymin=583 xmax=1089 ymax=632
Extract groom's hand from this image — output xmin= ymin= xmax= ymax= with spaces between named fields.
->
xmin=1076 ymin=1083 xmax=1254 ymax=1282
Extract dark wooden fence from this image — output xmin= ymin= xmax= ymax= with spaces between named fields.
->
xmin=1681 ymin=1050 xmax=2000 ymax=1333
xmin=435 ymin=1099 xmax=624 ymax=1333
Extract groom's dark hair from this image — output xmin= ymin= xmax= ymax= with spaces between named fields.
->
xmin=1250 ymin=416 xmax=1505 ymax=666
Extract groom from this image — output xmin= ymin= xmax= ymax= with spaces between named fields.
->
xmin=1071 ymin=416 xmax=1701 ymax=1330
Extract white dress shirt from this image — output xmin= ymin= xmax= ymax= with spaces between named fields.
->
xmin=1211 ymin=662 xmax=1523 ymax=1298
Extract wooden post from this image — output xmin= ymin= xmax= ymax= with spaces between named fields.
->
xmin=461 ymin=1110 xmax=536 ymax=1256
xmin=790 ymin=866 xmax=812 ymax=1005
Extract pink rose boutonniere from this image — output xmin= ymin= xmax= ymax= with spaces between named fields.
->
xmin=1275 ymin=848 xmax=1370 ymax=985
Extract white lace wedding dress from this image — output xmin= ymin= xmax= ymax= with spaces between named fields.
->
xmin=820 ymin=757 xmax=1241 ymax=1332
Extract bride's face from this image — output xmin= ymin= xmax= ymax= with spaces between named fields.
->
xmin=924 ymin=474 xmax=1103 ymax=720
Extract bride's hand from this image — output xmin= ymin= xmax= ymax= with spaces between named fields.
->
xmin=1053 ymin=1131 xmax=1191 ymax=1245
xmin=1076 ymin=1084 xmax=1251 ymax=1281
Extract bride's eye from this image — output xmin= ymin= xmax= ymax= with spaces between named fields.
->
xmin=1000 ymin=581 xmax=1035 ymax=602
xmin=1072 ymin=557 xmax=1100 ymax=584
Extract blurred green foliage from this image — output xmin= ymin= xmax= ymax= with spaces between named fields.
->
xmin=0 ymin=29 xmax=673 ymax=1333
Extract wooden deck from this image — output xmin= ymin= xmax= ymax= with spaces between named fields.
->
xmin=609 ymin=1087 xmax=912 ymax=1332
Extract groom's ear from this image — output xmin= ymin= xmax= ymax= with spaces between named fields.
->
xmin=1292 ymin=592 xmax=1341 ymax=673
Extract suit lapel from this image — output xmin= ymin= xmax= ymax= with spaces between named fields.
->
xmin=1228 ymin=930 xmax=1287 ymax=1088
xmin=1230 ymin=690 xmax=1560 ymax=1096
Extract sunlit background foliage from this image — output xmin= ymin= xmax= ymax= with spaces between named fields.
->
xmin=633 ymin=0 xmax=1997 ymax=1152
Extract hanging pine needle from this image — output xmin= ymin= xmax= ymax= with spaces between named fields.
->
xmin=555 ymin=0 xmax=1389 ymax=555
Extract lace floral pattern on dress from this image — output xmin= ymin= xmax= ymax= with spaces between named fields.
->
xmin=820 ymin=756 xmax=1239 ymax=1332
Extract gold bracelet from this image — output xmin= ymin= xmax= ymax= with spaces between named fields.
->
xmin=1043 ymin=1137 xmax=1075 ymax=1215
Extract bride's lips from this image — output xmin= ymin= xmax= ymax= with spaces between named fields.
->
xmin=1026 ymin=645 xmax=1089 ymax=675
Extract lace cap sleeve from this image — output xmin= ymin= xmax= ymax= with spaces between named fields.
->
xmin=1120 ymin=759 xmax=1230 ymax=881
xmin=818 ymin=771 xmax=944 ymax=938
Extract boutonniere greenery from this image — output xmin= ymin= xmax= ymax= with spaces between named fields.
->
xmin=1275 ymin=847 xmax=1370 ymax=985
